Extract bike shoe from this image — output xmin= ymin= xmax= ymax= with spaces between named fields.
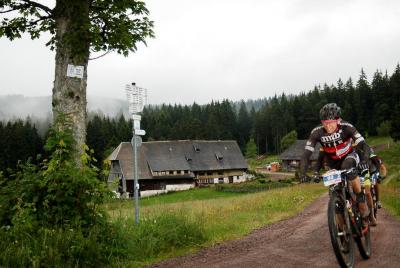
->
xmin=377 ymin=201 xmax=382 ymax=209
xmin=369 ymin=214 xmax=377 ymax=227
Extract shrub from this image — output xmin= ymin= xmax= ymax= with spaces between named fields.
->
xmin=0 ymin=117 xmax=114 ymax=266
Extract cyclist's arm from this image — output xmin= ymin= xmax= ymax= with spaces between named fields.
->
xmin=346 ymin=124 xmax=371 ymax=161
xmin=299 ymin=132 xmax=318 ymax=176
xmin=314 ymin=149 xmax=325 ymax=173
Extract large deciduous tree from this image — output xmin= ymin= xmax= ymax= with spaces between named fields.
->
xmin=0 ymin=0 xmax=154 ymax=162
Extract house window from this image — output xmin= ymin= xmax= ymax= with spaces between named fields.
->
xmin=207 ymin=172 xmax=213 ymax=176
xmin=169 ymin=171 xmax=173 ymax=175
xmin=218 ymin=178 xmax=224 ymax=184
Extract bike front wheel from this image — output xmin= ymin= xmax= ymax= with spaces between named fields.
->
xmin=355 ymin=223 xmax=371 ymax=259
xmin=328 ymin=192 xmax=355 ymax=268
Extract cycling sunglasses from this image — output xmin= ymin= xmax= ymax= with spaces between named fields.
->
xmin=321 ymin=119 xmax=339 ymax=124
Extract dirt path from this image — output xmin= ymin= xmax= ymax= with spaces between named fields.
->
xmin=151 ymin=193 xmax=400 ymax=268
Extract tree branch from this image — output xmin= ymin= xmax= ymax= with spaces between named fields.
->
xmin=27 ymin=15 xmax=51 ymax=27
xmin=89 ymin=50 xmax=111 ymax=60
xmin=20 ymin=0 xmax=53 ymax=15
xmin=0 ymin=8 xmax=18 ymax=14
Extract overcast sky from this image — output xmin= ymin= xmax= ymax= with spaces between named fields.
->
xmin=1 ymin=0 xmax=400 ymax=105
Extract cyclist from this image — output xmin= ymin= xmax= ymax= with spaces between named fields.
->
xmin=299 ymin=103 xmax=371 ymax=225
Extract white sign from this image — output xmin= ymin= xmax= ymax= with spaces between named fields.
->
xmin=133 ymin=119 xmax=141 ymax=130
xmin=125 ymin=84 xmax=147 ymax=113
xmin=132 ymin=114 xmax=142 ymax=121
xmin=134 ymin=129 xmax=146 ymax=136
xmin=67 ymin=64 xmax=84 ymax=79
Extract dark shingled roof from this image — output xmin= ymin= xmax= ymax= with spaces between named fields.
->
xmin=279 ymin=140 xmax=322 ymax=161
xmin=107 ymin=140 xmax=248 ymax=180
xmin=108 ymin=142 xmax=153 ymax=180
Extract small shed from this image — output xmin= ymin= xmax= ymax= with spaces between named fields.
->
xmin=279 ymin=140 xmax=322 ymax=171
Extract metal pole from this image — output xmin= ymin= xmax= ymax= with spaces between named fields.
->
xmin=132 ymin=132 xmax=139 ymax=224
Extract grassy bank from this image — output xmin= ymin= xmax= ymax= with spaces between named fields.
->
xmin=378 ymin=140 xmax=400 ymax=218
xmin=107 ymin=183 xmax=325 ymax=267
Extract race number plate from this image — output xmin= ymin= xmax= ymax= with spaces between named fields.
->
xmin=322 ymin=170 xmax=342 ymax=187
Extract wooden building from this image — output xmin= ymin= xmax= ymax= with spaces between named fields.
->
xmin=279 ymin=140 xmax=322 ymax=171
xmin=107 ymin=140 xmax=248 ymax=197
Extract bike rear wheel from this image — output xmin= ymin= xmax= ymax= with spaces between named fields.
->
xmin=328 ymin=193 xmax=355 ymax=268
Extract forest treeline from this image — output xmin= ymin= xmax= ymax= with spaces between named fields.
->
xmin=1 ymin=65 xmax=400 ymax=172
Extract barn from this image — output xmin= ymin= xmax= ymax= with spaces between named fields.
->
xmin=107 ymin=140 xmax=248 ymax=197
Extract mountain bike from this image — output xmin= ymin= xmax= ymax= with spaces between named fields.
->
xmin=323 ymin=168 xmax=371 ymax=268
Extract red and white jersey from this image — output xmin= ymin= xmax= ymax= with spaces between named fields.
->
xmin=305 ymin=121 xmax=365 ymax=160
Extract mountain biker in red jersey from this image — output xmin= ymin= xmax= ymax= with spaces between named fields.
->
xmin=299 ymin=103 xmax=371 ymax=224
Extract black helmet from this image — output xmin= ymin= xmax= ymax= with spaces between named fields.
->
xmin=320 ymin=103 xmax=341 ymax=120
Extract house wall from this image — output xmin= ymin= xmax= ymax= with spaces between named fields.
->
xmin=108 ymin=161 xmax=123 ymax=183
xmin=196 ymin=170 xmax=247 ymax=185
xmin=139 ymin=183 xmax=195 ymax=198
xmin=165 ymin=183 xmax=195 ymax=191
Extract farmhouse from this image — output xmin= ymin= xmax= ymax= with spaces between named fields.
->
xmin=107 ymin=140 xmax=248 ymax=197
xmin=279 ymin=140 xmax=322 ymax=171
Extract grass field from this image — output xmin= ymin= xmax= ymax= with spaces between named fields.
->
xmin=366 ymin=136 xmax=395 ymax=147
xmin=106 ymin=183 xmax=325 ymax=266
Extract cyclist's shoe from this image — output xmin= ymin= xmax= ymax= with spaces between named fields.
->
xmin=377 ymin=201 xmax=382 ymax=209
xmin=369 ymin=213 xmax=377 ymax=227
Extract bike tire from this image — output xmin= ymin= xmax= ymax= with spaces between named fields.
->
xmin=328 ymin=193 xmax=355 ymax=268
xmin=355 ymin=224 xmax=371 ymax=259
xmin=372 ymin=185 xmax=378 ymax=219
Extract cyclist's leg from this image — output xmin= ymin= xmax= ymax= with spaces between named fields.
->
xmin=341 ymin=153 xmax=369 ymax=218
xmin=364 ymin=183 xmax=377 ymax=225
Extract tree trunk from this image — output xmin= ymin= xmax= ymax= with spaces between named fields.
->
xmin=52 ymin=0 xmax=90 ymax=163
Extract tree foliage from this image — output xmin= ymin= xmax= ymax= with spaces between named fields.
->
xmin=280 ymin=130 xmax=297 ymax=151
xmin=0 ymin=0 xmax=154 ymax=58
xmin=245 ymin=138 xmax=257 ymax=158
